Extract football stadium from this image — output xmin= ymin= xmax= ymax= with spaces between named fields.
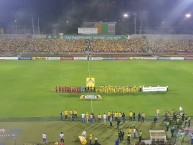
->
xmin=0 ymin=0 xmax=193 ymax=145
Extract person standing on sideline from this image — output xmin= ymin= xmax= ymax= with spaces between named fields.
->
xmin=90 ymin=113 xmax=93 ymax=124
xmin=69 ymin=110 xmax=73 ymax=121
xmin=89 ymin=133 xmax=93 ymax=145
xmin=129 ymin=111 xmax=133 ymax=121
xmin=55 ymin=86 xmax=58 ymax=92
xmin=110 ymin=116 xmax=113 ymax=127
xmin=127 ymin=132 xmax=131 ymax=144
xmin=98 ymin=113 xmax=102 ymax=122
xmin=128 ymin=127 xmax=132 ymax=136
xmin=82 ymin=131 xmax=86 ymax=138
xmin=180 ymin=131 xmax=185 ymax=143
xmin=60 ymin=111 xmax=64 ymax=120
xmin=138 ymin=112 xmax=141 ymax=122
xmin=156 ymin=108 xmax=160 ymax=118
xmin=117 ymin=118 xmax=121 ymax=130
xmin=133 ymin=127 xmax=137 ymax=138
xmin=94 ymin=138 xmax=98 ymax=145
xmin=153 ymin=116 xmax=158 ymax=123
xmin=179 ymin=106 xmax=183 ymax=112
xmin=121 ymin=129 xmax=125 ymax=141
xmin=115 ymin=112 xmax=118 ymax=121
xmin=64 ymin=110 xmax=68 ymax=120
xmin=170 ymin=126 xmax=174 ymax=138
xmin=139 ymin=130 xmax=142 ymax=143
xmin=118 ymin=112 xmax=122 ymax=120
xmin=108 ymin=111 xmax=111 ymax=121
xmin=81 ymin=112 xmax=85 ymax=123
xmin=118 ymin=130 xmax=122 ymax=142
xmin=42 ymin=133 xmax=47 ymax=144
xmin=59 ymin=132 xmax=64 ymax=143
xmin=141 ymin=113 xmax=145 ymax=122
xmin=115 ymin=138 xmax=119 ymax=145
xmin=122 ymin=112 xmax=125 ymax=123
xmin=103 ymin=113 xmax=107 ymax=123
xmin=166 ymin=121 xmax=170 ymax=131
xmin=74 ymin=109 xmax=78 ymax=119
xmin=86 ymin=112 xmax=89 ymax=123
xmin=133 ymin=112 xmax=136 ymax=121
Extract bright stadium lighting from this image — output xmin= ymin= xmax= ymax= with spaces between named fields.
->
xmin=123 ymin=13 xmax=128 ymax=18
xmin=185 ymin=13 xmax=191 ymax=18
xmin=185 ymin=13 xmax=191 ymax=34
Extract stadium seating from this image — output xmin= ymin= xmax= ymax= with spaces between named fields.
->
xmin=0 ymin=36 xmax=193 ymax=55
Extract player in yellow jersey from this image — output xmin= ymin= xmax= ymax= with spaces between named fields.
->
xmin=97 ymin=113 xmax=102 ymax=122
xmin=156 ymin=108 xmax=160 ymax=118
xmin=114 ymin=112 xmax=118 ymax=121
xmin=118 ymin=112 xmax=122 ymax=119
xmin=107 ymin=111 xmax=111 ymax=121
xmin=64 ymin=110 xmax=68 ymax=120
xmin=128 ymin=127 xmax=132 ymax=135
xmin=86 ymin=112 xmax=89 ymax=123
xmin=89 ymin=133 xmax=93 ymax=145
xmin=129 ymin=111 xmax=133 ymax=121
xmin=74 ymin=109 xmax=78 ymax=119
xmin=69 ymin=110 xmax=73 ymax=121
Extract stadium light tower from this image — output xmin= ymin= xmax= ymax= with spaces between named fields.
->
xmin=66 ymin=21 xmax=69 ymax=34
xmin=185 ymin=13 xmax=191 ymax=34
xmin=122 ymin=12 xmax=137 ymax=34
xmin=14 ymin=19 xmax=17 ymax=34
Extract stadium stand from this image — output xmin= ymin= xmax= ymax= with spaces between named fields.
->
xmin=0 ymin=34 xmax=193 ymax=56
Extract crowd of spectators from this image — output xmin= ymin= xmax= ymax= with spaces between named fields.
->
xmin=0 ymin=37 xmax=193 ymax=55
xmin=147 ymin=39 xmax=193 ymax=53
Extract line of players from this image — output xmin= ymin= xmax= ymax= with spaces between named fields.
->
xmin=97 ymin=85 xmax=141 ymax=93
xmin=56 ymin=86 xmax=96 ymax=93
xmin=56 ymin=86 xmax=82 ymax=93
xmin=55 ymin=85 xmax=141 ymax=93
xmin=60 ymin=110 xmax=146 ymax=123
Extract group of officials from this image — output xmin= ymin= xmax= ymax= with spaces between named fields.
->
xmin=60 ymin=110 xmax=146 ymax=123
xmin=42 ymin=132 xmax=64 ymax=145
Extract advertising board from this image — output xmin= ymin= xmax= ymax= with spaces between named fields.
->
xmin=142 ymin=86 xmax=168 ymax=92
xmin=78 ymin=28 xmax=98 ymax=34
xmin=0 ymin=57 xmax=18 ymax=60
xmin=60 ymin=57 xmax=74 ymax=60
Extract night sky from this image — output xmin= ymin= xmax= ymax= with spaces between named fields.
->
xmin=0 ymin=0 xmax=193 ymax=34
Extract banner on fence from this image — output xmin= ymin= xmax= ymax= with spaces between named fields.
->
xmin=18 ymin=57 xmax=32 ymax=60
xmin=32 ymin=57 xmax=48 ymax=60
xmin=142 ymin=86 xmax=168 ymax=92
xmin=48 ymin=57 xmax=60 ymax=60
xmin=0 ymin=57 xmax=18 ymax=60
xmin=74 ymin=57 xmax=88 ymax=60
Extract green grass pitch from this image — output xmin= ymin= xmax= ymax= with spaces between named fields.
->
xmin=0 ymin=60 xmax=193 ymax=145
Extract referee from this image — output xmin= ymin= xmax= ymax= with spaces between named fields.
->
xmin=59 ymin=132 xmax=64 ymax=143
